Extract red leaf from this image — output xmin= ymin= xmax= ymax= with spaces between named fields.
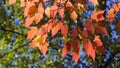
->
xmin=72 ymin=28 xmax=78 ymax=39
xmin=94 ymin=23 xmax=108 ymax=35
xmin=72 ymin=50 xmax=80 ymax=63
xmin=96 ymin=46 xmax=105 ymax=55
xmin=61 ymin=24 xmax=68 ymax=38
xmin=89 ymin=0 xmax=98 ymax=5
xmin=27 ymin=27 xmax=38 ymax=39
xmin=9 ymin=0 xmax=16 ymax=5
xmin=91 ymin=10 xmax=105 ymax=22
xmin=62 ymin=41 xmax=72 ymax=57
xmin=82 ymin=30 xmax=88 ymax=43
xmin=85 ymin=20 xmax=95 ymax=34
xmin=84 ymin=40 xmax=95 ymax=60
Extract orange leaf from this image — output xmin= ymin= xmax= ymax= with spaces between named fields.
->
xmin=72 ymin=50 xmax=80 ymax=63
xmin=50 ymin=5 xmax=58 ymax=18
xmin=72 ymin=28 xmax=78 ymax=39
xmin=62 ymin=41 xmax=72 ymax=57
xmin=39 ymin=42 xmax=49 ymax=56
xmin=52 ymin=23 xmax=60 ymax=36
xmin=45 ymin=7 xmax=50 ymax=18
xmin=89 ymin=0 xmax=98 ymax=5
xmin=93 ymin=36 xmax=102 ymax=47
xmin=61 ymin=24 xmax=68 ymax=38
xmin=25 ymin=16 xmax=34 ymax=27
xmin=35 ymin=13 xmax=43 ymax=24
xmin=85 ymin=20 xmax=95 ymax=34
xmin=107 ymin=8 xmax=117 ymax=22
xmin=84 ymin=40 xmax=95 ymax=60
xmin=9 ymin=0 xmax=16 ymax=5
xmin=70 ymin=11 xmax=78 ymax=22
xmin=27 ymin=27 xmax=38 ymax=39
xmin=91 ymin=10 xmax=105 ymax=22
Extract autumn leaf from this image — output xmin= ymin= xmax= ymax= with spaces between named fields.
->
xmin=35 ymin=13 xmax=43 ymax=24
xmin=72 ymin=28 xmax=78 ymax=39
xmin=107 ymin=8 xmax=117 ymax=22
xmin=93 ymin=36 xmax=102 ymax=47
xmin=9 ymin=0 xmax=16 ymax=5
xmin=61 ymin=24 xmax=68 ymax=38
xmin=25 ymin=16 xmax=35 ymax=27
xmin=27 ymin=27 xmax=38 ymax=39
xmin=50 ymin=5 xmax=58 ymax=18
xmin=85 ymin=20 xmax=95 ymax=34
xmin=81 ymin=30 xmax=88 ymax=43
xmin=70 ymin=11 xmax=78 ymax=22
xmin=89 ymin=0 xmax=98 ymax=5
xmin=115 ymin=21 xmax=120 ymax=35
xmin=72 ymin=50 xmax=80 ymax=63
xmin=51 ymin=22 xmax=60 ymax=36
xmin=45 ymin=7 xmax=50 ymax=18
xmin=96 ymin=46 xmax=105 ymax=55
xmin=38 ymin=42 xmax=49 ymax=56
xmin=84 ymin=40 xmax=95 ymax=60
xmin=58 ymin=8 xmax=64 ymax=18
xmin=62 ymin=41 xmax=72 ymax=57
xmin=91 ymin=10 xmax=105 ymax=22
xmin=94 ymin=23 xmax=108 ymax=35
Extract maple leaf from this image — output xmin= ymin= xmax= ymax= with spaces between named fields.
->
xmin=62 ymin=41 xmax=72 ymax=57
xmin=94 ymin=23 xmax=108 ymax=35
xmin=72 ymin=28 xmax=78 ymax=39
xmin=84 ymin=40 xmax=95 ymax=60
xmin=89 ymin=0 xmax=98 ymax=5
xmin=91 ymin=10 xmax=105 ymax=22
xmin=9 ymin=0 xmax=16 ymax=5
xmin=85 ymin=20 xmax=95 ymax=34
xmin=61 ymin=24 xmax=68 ymax=38
xmin=27 ymin=27 xmax=38 ymax=39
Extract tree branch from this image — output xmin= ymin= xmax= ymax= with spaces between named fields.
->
xmin=0 ymin=41 xmax=30 ymax=58
xmin=0 ymin=25 xmax=26 ymax=37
